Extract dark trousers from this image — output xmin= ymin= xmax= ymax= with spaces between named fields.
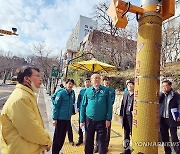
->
xmin=160 ymin=117 xmax=180 ymax=154
xmin=52 ymin=120 xmax=69 ymax=154
xmin=123 ymin=115 xmax=132 ymax=150
xmin=67 ymin=120 xmax=73 ymax=142
xmin=106 ymin=122 xmax=111 ymax=147
xmin=78 ymin=112 xmax=83 ymax=142
xmin=85 ymin=116 xmax=107 ymax=154
xmin=95 ymin=122 xmax=111 ymax=148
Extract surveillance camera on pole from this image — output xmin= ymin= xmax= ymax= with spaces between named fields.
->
xmin=107 ymin=0 xmax=175 ymax=153
xmin=0 ymin=27 xmax=19 ymax=36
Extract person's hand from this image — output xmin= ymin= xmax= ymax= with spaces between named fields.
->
xmin=46 ymin=145 xmax=51 ymax=152
xmin=80 ymin=123 xmax=85 ymax=128
xmin=177 ymin=117 xmax=180 ymax=122
xmin=53 ymin=120 xmax=57 ymax=127
xmin=106 ymin=120 xmax=111 ymax=128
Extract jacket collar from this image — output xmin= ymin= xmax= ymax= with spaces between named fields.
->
xmin=164 ymin=89 xmax=174 ymax=97
xmin=16 ymin=84 xmax=35 ymax=96
xmin=90 ymin=85 xmax=103 ymax=90
xmin=64 ymin=88 xmax=73 ymax=95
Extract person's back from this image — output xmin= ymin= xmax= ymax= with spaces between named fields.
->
xmin=0 ymin=66 xmax=51 ymax=154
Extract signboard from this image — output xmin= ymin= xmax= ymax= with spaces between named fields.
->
xmin=51 ymin=66 xmax=59 ymax=77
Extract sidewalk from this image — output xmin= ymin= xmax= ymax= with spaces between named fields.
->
xmin=41 ymin=86 xmax=125 ymax=154
xmin=40 ymin=86 xmax=172 ymax=154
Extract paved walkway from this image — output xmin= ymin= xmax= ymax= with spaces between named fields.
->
xmin=39 ymin=86 xmax=168 ymax=154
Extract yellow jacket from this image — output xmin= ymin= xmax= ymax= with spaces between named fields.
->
xmin=0 ymin=84 xmax=51 ymax=154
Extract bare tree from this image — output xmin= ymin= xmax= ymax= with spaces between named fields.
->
xmin=161 ymin=23 xmax=180 ymax=66
xmin=89 ymin=2 xmax=137 ymax=70
xmin=30 ymin=42 xmax=61 ymax=93
xmin=0 ymin=51 xmax=26 ymax=84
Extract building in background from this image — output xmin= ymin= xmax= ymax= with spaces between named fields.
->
xmin=164 ymin=0 xmax=180 ymax=28
xmin=63 ymin=15 xmax=98 ymax=76
xmin=80 ymin=29 xmax=137 ymax=70
xmin=66 ymin=15 xmax=98 ymax=51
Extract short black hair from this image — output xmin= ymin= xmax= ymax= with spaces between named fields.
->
xmin=127 ymin=80 xmax=134 ymax=85
xmin=103 ymin=76 xmax=110 ymax=81
xmin=16 ymin=66 xmax=40 ymax=84
xmin=65 ymin=79 xmax=75 ymax=84
xmin=85 ymin=78 xmax=90 ymax=81
xmin=162 ymin=80 xmax=172 ymax=86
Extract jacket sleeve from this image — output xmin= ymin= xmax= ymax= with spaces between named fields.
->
xmin=111 ymin=89 xmax=116 ymax=105
xmin=177 ymin=93 xmax=180 ymax=117
xmin=52 ymin=91 xmax=62 ymax=120
xmin=51 ymin=92 xmax=56 ymax=105
xmin=106 ymin=89 xmax=113 ymax=121
xmin=80 ymin=92 xmax=88 ymax=123
xmin=120 ymin=95 xmax=124 ymax=116
xmin=77 ymin=91 xmax=82 ymax=109
xmin=72 ymin=91 xmax=76 ymax=114
xmin=9 ymin=98 xmax=51 ymax=146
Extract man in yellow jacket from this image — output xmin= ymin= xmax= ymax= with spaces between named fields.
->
xmin=0 ymin=66 xmax=52 ymax=154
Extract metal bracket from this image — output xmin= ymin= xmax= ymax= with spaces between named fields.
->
xmin=121 ymin=2 xmax=131 ymax=18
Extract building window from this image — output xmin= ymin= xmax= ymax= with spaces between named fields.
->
xmin=85 ymin=25 xmax=88 ymax=28
xmin=90 ymin=26 xmax=93 ymax=29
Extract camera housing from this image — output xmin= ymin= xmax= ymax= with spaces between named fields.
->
xmin=12 ymin=27 xmax=17 ymax=33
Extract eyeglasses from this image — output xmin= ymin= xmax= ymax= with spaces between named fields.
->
xmin=31 ymin=74 xmax=41 ymax=78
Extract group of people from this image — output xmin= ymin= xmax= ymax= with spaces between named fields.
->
xmin=120 ymin=80 xmax=180 ymax=154
xmin=51 ymin=73 xmax=115 ymax=154
xmin=0 ymin=66 xmax=179 ymax=154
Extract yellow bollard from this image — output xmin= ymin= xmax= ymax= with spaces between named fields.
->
xmin=132 ymin=14 xmax=162 ymax=154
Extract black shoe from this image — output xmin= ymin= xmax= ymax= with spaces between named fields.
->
xmin=76 ymin=141 xmax=83 ymax=146
xmin=69 ymin=141 xmax=74 ymax=146
xmin=94 ymin=146 xmax=98 ymax=153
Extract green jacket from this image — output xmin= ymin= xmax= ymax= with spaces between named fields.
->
xmin=80 ymin=85 xmax=112 ymax=123
xmin=77 ymin=88 xmax=86 ymax=109
xmin=52 ymin=88 xmax=75 ymax=120
xmin=108 ymin=87 xmax=116 ymax=105
xmin=51 ymin=88 xmax=64 ymax=105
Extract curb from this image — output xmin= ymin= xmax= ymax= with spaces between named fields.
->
xmin=42 ymin=88 xmax=54 ymax=137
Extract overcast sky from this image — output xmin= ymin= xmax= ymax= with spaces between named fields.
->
xmin=0 ymin=0 xmax=140 ymax=57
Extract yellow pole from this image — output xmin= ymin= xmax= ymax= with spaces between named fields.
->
xmin=132 ymin=6 xmax=162 ymax=154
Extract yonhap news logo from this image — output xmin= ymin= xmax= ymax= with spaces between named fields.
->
xmin=123 ymin=139 xmax=130 ymax=150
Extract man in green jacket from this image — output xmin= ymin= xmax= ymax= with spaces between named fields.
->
xmin=95 ymin=76 xmax=115 ymax=152
xmin=80 ymin=73 xmax=112 ymax=154
xmin=76 ymin=78 xmax=91 ymax=146
xmin=52 ymin=79 xmax=75 ymax=154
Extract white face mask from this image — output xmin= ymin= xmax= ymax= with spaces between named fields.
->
xmin=31 ymin=81 xmax=39 ymax=93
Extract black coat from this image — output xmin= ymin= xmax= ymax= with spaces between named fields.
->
xmin=159 ymin=90 xmax=180 ymax=127
xmin=120 ymin=92 xmax=134 ymax=127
